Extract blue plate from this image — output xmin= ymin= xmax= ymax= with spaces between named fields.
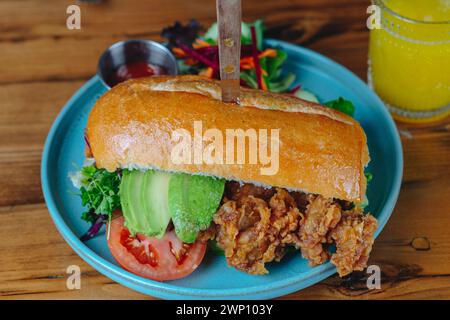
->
xmin=41 ymin=39 xmax=403 ymax=299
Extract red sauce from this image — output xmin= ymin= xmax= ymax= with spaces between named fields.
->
xmin=110 ymin=61 xmax=167 ymax=86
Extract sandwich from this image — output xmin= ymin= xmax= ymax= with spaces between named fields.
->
xmin=75 ymin=75 xmax=377 ymax=281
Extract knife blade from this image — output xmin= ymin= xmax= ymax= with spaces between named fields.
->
xmin=216 ymin=0 xmax=241 ymax=104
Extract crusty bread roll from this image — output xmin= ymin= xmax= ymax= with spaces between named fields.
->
xmin=86 ymin=75 xmax=369 ymax=202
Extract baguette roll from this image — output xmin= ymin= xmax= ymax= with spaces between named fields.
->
xmin=86 ymin=75 xmax=369 ymax=202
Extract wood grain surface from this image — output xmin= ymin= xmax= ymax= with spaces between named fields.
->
xmin=1 ymin=0 xmax=449 ymax=300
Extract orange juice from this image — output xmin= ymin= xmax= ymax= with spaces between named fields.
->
xmin=369 ymin=0 xmax=450 ymax=122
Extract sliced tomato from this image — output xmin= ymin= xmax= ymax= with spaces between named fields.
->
xmin=107 ymin=217 xmax=207 ymax=281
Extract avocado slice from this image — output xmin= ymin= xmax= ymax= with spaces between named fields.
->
xmin=119 ymin=170 xmax=133 ymax=227
xmin=141 ymin=170 xmax=171 ymax=238
xmin=119 ymin=170 xmax=171 ymax=238
xmin=169 ymin=173 xmax=225 ymax=243
xmin=120 ymin=170 xmax=146 ymax=235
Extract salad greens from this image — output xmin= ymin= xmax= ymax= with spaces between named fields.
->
xmin=161 ymin=19 xmax=296 ymax=93
xmin=325 ymin=97 xmax=356 ymax=117
xmin=70 ymin=164 xmax=121 ymax=223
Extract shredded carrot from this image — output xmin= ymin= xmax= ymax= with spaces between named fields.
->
xmin=172 ymin=47 xmax=187 ymax=58
xmin=240 ymin=56 xmax=253 ymax=65
xmin=240 ymin=49 xmax=277 ymax=69
xmin=197 ymin=38 xmax=211 ymax=47
xmin=261 ymin=77 xmax=268 ymax=91
xmin=240 ymin=63 xmax=267 ymax=76
xmin=240 ymin=60 xmax=254 ymax=70
xmin=258 ymin=48 xmax=277 ymax=59
xmin=200 ymin=67 xmax=214 ymax=79
xmin=193 ymin=38 xmax=211 ymax=49
xmin=184 ymin=58 xmax=197 ymax=66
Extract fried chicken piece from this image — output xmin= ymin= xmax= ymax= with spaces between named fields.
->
xmin=269 ymin=189 xmax=302 ymax=247
xmin=214 ymin=188 xmax=301 ymax=274
xmin=214 ymin=197 xmax=270 ymax=274
xmin=197 ymin=224 xmax=217 ymax=242
xmin=328 ymin=209 xmax=378 ymax=276
xmin=213 ymin=182 xmax=378 ymax=277
xmin=297 ymin=195 xmax=342 ymax=266
xmin=224 ymin=181 xmax=276 ymax=202
xmin=290 ymin=191 xmax=309 ymax=212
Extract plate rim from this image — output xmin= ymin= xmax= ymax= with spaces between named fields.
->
xmin=41 ymin=39 xmax=403 ymax=299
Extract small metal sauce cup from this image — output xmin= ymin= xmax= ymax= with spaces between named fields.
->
xmin=97 ymin=39 xmax=178 ymax=89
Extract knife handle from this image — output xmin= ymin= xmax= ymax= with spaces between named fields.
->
xmin=216 ymin=0 xmax=241 ymax=103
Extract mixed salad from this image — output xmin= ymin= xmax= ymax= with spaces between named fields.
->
xmin=161 ymin=19 xmax=356 ymax=115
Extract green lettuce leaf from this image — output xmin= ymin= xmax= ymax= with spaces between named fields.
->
xmin=324 ymin=97 xmax=355 ymax=117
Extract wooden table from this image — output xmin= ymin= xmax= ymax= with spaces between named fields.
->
xmin=1 ymin=0 xmax=449 ymax=300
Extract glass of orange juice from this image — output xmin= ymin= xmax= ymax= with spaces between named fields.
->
xmin=369 ymin=0 xmax=450 ymax=123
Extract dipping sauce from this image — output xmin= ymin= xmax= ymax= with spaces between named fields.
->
xmin=110 ymin=61 xmax=167 ymax=86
